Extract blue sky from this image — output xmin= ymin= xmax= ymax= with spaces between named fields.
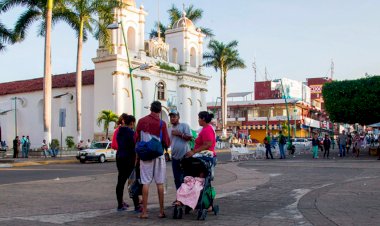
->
xmin=1 ymin=0 xmax=379 ymax=101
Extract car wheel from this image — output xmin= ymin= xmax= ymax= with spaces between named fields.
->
xmin=99 ymin=154 xmax=106 ymax=163
xmin=80 ymin=159 xmax=86 ymax=164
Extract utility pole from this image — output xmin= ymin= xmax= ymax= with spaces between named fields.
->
xmin=265 ymin=66 xmax=268 ymax=81
xmin=330 ymin=59 xmax=334 ymax=80
xmin=157 ymin=0 xmax=161 ymax=39
xmin=252 ymin=59 xmax=257 ymax=82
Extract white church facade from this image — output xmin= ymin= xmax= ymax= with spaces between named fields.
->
xmin=0 ymin=1 xmax=210 ymax=148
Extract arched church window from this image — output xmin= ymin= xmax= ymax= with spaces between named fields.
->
xmin=172 ymin=48 xmax=178 ymax=64
xmin=157 ymin=82 xmax=166 ymax=100
xmin=190 ymin=47 xmax=197 ymax=67
xmin=127 ymin=27 xmax=136 ymax=51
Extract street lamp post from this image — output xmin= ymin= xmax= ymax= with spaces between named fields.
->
xmin=107 ymin=21 xmax=152 ymax=117
xmin=11 ymin=97 xmax=23 ymax=138
xmin=266 ymin=106 xmax=274 ymax=134
xmin=213 ymin=97 xmax=222 ymax=130
xmin=273 ymin=79 xmax=291 ymax=146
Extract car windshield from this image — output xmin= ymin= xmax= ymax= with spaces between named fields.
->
xmin=90 ymin=142 xmax=108 ymax=149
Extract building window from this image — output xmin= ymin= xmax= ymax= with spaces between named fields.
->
xmin=157 ymin=82 xmax=165 ymax=100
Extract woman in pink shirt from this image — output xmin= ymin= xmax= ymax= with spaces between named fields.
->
xmin=186 ymin=111 xmax=216 ymax=160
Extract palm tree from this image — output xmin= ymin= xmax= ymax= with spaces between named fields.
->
xmin=203 ymin=40 xmax=246 ymax=137
xmin=43 ymin=0 xmax=53 ymax=143
xmin=62 ymin=0 xmax=120 ymax=142
xmin=149 ymin=4 xmax=214 ymax=40
xmin=0 ymin=21 xmax=14 ymax=51
xmin=0 ymin=0 xmax=67 ymax=142
xmin=97 ymin=110 xmax=118 ymax=139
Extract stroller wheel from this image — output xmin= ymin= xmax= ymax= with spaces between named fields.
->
xmin=197 ymin=209 xmax=202 ymax=220
xmin=213 ymin=205 xmax=219 ymax=215
xmin=201 ymin=209 xmax=207 ymax=220
xmin=173 ymin=206 xmax=178 ymax=219
xmin=178 ymin=207 xmax=183 ymax=219
xmin=185 ymin=206 xmax=191 ymax=214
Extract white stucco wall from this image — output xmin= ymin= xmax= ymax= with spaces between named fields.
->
xmin=0 ymin=86 xmax=94 ymax=148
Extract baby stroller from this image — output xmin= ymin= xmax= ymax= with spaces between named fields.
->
xmin=173 ymin=156 xmax=219 ymax=220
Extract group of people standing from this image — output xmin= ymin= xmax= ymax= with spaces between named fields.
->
xmin=12 ymin=135 xmax=31 ymax=158
xmin=113 ymin=101 xmax=217 ymax=219
xmin=311 ymin=133 xmax=332 ymax=159
xmin=264 ymin=130 xmax=287 ymax=159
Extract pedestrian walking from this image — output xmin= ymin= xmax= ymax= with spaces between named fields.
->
xmin=12 ymin=136 xmax=19 ymax=158
xmin=134 ymin=101 xmax=170 ymax=219
xmin=312 ymin=133 xmax=319 ymax=159
xmin=323 ymin=134 xmax=331 ymax=158
xmin=264 ymin=137 xmax=273 ymax=159
xmin=278 ymin=131 xmax=286 ymax=159
xmin=168 ymin=110 xmax=192 ymax=191
xmin=115 ymin=113 xmax=138 ymax=212
xmin=338 ymin=130 xmax=347 ymax=157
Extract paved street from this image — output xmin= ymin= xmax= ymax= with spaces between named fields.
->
xmin=1 ymin=149 xmax=380 ymax=225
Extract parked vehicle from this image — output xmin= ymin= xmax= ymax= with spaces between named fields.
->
xmin=76 ymin=141 xmax=116 ymax=163
xmin=291 ymin=138 xmax=312 ymax=151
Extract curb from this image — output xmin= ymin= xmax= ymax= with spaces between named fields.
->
xmin=0 ymin=159 xmax=78 ymax=168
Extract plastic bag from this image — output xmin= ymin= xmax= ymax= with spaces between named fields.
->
xmin=128 ymin=169 xmax=142 ymax=198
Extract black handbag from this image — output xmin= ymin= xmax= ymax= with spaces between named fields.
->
xmin=135 ymin=120 xmax=164 ymax=161
xmin=128 ymin=169 xmax=142 ymax=198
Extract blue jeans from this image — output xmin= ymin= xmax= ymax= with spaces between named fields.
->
xmin=22 ymin=146 xmax=27 ymax=158
xmin=172 ymin=158 xmax=184 ymax=190
xmin=279 ymin=144 xmax=286 ymax=159
xmin=339 ymin=144 xmax=346 ymax=157
xmin=43 ymin=149 xmax=52 ymax=157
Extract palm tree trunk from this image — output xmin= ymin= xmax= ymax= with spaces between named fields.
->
xmin=76 ymin=20 xmax=84 ymax=142
xmin=43 ymin=0 xmax=53 ymax=143
xmin=220 ymin=68 xmax=227 ymax=137
xmin=223 ymin=72 xmax=228 ymax=137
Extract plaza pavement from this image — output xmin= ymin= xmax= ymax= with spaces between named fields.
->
xmin=1 ymin=148 xmax=380 ymax=225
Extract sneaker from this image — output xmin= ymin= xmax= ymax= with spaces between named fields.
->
xmin=117 ymin=206 xmax=128 ymax=211
xmin=122 ymin=202 xmax=129 ymax=208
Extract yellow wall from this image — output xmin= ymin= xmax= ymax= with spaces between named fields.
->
xmin=250 ymin=128 xmax=309 ymax=143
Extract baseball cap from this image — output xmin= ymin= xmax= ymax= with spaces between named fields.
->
xmin=169 ymin=109 xmax=180 ymax=116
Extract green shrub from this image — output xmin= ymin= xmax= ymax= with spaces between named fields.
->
xmin=156 ymin=61 xmax=177 ymax=72
xmin=65 ymin=136 xmax=75 ymax=148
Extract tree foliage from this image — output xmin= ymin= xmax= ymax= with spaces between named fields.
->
xmin=149 ymin=4 xmax=214 ymax=40
xmin=0 ymin=20 xmax=14 ymax=51
xmin=96 ymin=110 xmax=118 ymax=139
xmin=322 ymin=76 xmax=380 ymax=125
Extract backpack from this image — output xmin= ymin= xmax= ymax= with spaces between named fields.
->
xmin=280 ymin=135 xmax=286 ymax=144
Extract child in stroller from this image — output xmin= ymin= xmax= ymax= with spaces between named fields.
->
xmin=173 ymin=156 xmax=219 ymax=220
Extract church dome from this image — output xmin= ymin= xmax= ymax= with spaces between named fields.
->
xmin=123 ymin=0 xmax=136 ymax=7
xmin=172 ymin=12 xmax=195 ymax=30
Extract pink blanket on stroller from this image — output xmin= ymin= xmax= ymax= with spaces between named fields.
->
xmin=176 ymin=176 xmax=205 ymax=209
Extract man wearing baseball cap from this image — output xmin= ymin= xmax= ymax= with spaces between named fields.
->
xmin=168 ymin=109 xmax=193 ymax=192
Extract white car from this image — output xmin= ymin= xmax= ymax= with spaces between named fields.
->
xmin=76 ymin=141 xmax=116 ymax=163
xmin=291 ymin=138 xmax=312 ymax=152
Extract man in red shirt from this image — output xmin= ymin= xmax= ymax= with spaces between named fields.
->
xmin=135 ymin=101 xmax=170 ymax=219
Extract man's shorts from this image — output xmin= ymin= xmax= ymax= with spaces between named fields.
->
xmin=140 ymin=155 xmax=166 ymax=184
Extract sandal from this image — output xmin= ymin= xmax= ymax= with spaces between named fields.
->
xmin=139 ymin=214 xmax=148 ymax=219
xmin=158 ymin=213 xmax=166 ymax=218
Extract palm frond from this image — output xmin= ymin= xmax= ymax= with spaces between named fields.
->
xmin=167 ymin=4 xmax=181 ymax=27
xmin=0 ymin=0 xmax=37 ymax=13
xmin=14 ymin=8 xmax=42 ymax=41
xmin=198 ymin=26 xmax=214 ymax=38
xmin=186 ymin=5 xmax=203 ymax=22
